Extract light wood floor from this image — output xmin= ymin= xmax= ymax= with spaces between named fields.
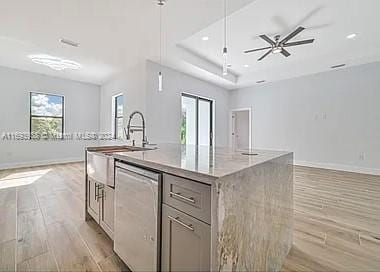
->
xmin=0 ymin=163 xmax=128 ymax=272
xmin=0 ymin=163 xmax=379 ymax=271
xmin=283 ymin=166 xmax=380 ymax=272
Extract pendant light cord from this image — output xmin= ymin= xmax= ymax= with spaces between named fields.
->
xmin=159 ymin=1 xmax=162 ymax=67
xmin=224 ymin=0 xmax=227 ymax=49
xmin=222 ymin=0 xmax=228 ymax=76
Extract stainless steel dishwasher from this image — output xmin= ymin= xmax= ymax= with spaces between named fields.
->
xmin=114 ymin=161 xmax=161 ymax=272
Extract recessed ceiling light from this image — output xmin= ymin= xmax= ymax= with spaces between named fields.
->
xmin=346 ymin=33 xmax=357 ymax=39
xmin=29 ymin=54 xmax=81 ymax=71
xmin=256 ymin=80 xmax=266 ymax=84
xmin=202 ymin=36 xmax=209 ymax=41
xmin=244 ymin=64 xmax=250 ymax=68
xmin=331 ymin=64 xmax=346 ymax=69
xmin=59 ymin=38 xmax=80 ymax=47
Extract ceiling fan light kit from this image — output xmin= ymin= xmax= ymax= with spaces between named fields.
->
xmin=272 ymin=47 xmax=283 ymax=54
xmin=244 ymin=26 xmax=315 ymax=61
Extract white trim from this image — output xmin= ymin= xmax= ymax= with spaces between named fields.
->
xmin=111 ymin=92 xmax=124 ymax=139
xmin=230 ymin=107 xmax=252 ymax=149
xmin=181 ymin=92 xmax=215 ymax=146
xmin=29 ymin=91 xmax=66 ymax=136
xmin=0 ymin=157 xmax=83 ymax=170
xmin=295 ymin=160 xmax=380 ymax=176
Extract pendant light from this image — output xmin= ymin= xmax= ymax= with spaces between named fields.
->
xmin=157 ymin=0 xmax=165 ymax=91
xmin=222 ymin=0 xmax=228 ymax=76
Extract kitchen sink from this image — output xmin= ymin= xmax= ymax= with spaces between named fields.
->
xmin=96 ymin=145 xmax=156 ymax=155
xmin=87 ymin=145 xmax=157 ymax=187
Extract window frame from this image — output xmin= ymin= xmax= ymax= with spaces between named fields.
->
xmin=29 ymin=92 xmax=65 ymax=140
xmin=181 ymin=93 xmax=214 ymax=146
xmin=113 ymin=94 xmax=124 ymax=139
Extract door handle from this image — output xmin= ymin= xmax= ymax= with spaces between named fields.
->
xmin=95 ymin=183 xmax=99 ymax=201
xmin=168 ymin=216 xmax=194 ymax=231
xmin=98 ymin=184 xmax=104 ymax=201
xmin=95 ymin=184 xmax=104 ymax=201
xmin=169 ymin=192 xmax=195 ymax=204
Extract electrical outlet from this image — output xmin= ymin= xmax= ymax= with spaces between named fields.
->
xmin=359 ymin=153 xmax=366 ymax=161
xmin=323 ymin=113 xmax=327 ymax=120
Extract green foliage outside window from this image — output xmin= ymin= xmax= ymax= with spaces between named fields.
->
xmin=30 ymin=93 xmax=64 ymax=140
xmin=180 ymin=109 xmax=186 ymax=144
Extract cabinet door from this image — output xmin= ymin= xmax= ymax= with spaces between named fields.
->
xmin=87 ymin=179 xmax=100 ymax=221
xmin=161 ymin=204 xmax=210 ymax=272
xmin=100 ymin=185 xmax=114 ymax=239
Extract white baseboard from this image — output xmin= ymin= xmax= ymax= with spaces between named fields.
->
xmin=0 ymin=157 xmax=84 ymax=170
xmin=2 ymin=157 xmax=379 ymax=176
xmin=295 ymin=160 xmax=380 ymax=176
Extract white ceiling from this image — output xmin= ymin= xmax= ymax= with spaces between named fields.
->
xmin=0 ymin=0 xmax=255 ymax=86
xmin=179 ymin=0 xmax=380 ymax=88
xmin=0 ymin=0 xmax=379 ymax=89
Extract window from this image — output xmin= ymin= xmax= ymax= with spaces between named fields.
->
xmin=181 ymin=93 xmax=213 ymax=146
xmin=114 ymin=95 xmax=124 ymax=139
xmin=30 ymin=92 xmax=64 ymax=139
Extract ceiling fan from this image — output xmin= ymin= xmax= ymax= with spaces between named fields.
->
xmin=244 ymin=26 xmax=315 ymax=61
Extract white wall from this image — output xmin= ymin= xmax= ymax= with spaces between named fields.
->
xmin=99 ymin=60 xmax=230 ymax=146
xmin=0 ymin=66 xmax=100 ymax=169
xmin=229 ymin=62 xmax=380 ymax=175
xmin=99 ymin=61 xmax=146 ymax=134
xmin=145 ymin=61 xmax=230 ymax=146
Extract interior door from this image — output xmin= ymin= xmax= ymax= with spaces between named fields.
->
xmin=232 ymin=110 xmax=250 ymax=150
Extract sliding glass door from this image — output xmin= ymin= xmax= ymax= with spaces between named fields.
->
xmin=181 ymin=94 xmax=213 ymax=146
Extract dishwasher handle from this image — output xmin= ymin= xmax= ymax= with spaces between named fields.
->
xmin=115 ymin=161 xmax=160 ymax=181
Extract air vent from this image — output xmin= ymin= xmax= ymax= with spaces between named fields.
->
xmin=59 ymin=38 xmax=80 ymax=47
xmin=331 ymin=64 xmax=346 ymax=69
xmin=242 ymin=152 xmax=258 ymax=156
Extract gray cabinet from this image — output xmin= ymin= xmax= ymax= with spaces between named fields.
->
xmin=163 ymin=174 xmax=211 ymax=224
xmin=86 ymin=178 xmax=114 ymax=239
xmin=87 ymin=178 xmax=101 ymax=222
xmin=100 ymin=185 xmax=114 ymax=239
xmin=161 ymin=204 xmax=210 ymax=272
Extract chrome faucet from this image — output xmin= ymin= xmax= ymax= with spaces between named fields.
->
xmin=125 ymin=111 xmax=148 ymax=146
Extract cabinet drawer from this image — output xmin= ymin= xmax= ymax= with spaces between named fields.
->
xmin=163 ymin=174 xmax=211 ymax=224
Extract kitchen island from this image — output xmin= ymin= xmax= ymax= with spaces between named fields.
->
xmin=85 ymin=143 xmax=293 ymax=271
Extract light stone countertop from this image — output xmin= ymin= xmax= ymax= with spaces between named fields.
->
xmin=112 ymin=143 xmax=291 ymax=183
xmin=87 ymin=142 xmax=294 ymax=270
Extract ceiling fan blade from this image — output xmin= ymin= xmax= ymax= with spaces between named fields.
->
xmin=244 ymin=46 xmax=272 ymax=54
xmin=283 ymin=39 xmax=315 ymax=47
xmin=259 ymin=35 xmax=275 ymax=45
xmin=280 ymin=26 xmax=305 ymax=44
xmin=281 ymin=49 xmax=291 ymax=57
xmin=258 ymin=50 xmax=272 ymax=61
